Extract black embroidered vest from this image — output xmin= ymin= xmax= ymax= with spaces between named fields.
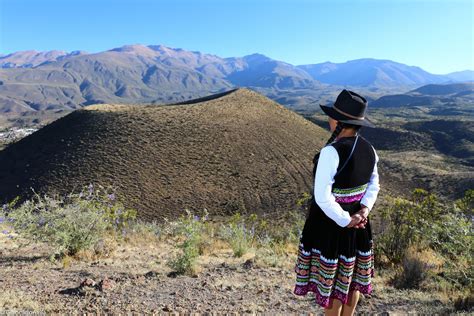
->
xmin=311 ymin=135 xmax=376 ymax=204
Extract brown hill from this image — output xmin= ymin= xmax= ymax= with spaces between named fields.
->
xmin=0 ymin=88 xmax=330 ymax=221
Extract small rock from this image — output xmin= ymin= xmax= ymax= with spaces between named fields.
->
xmin=144 ymin=271 xmax=158 ymax=279
xmin=167 ymin=271 xmax=179 ymax=278
xmin=80 ymin=278 xmax=96 ymax=288
xmin=242 ymin=259 xmax=254 ymax=269
xmin=98 ymin=277 xmax=115 ymax=292
xmin=220 ymin=262 xmax=228 ymax=268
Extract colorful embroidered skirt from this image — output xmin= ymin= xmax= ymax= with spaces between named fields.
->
xmin=293 ymin=199 xmax=375 ymax=308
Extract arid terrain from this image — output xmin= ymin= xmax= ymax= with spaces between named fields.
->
xmin=0 ymin=88 xmax=330 ymax=221
xmin=1 ymin=3 xmax=473 ymax=313
xmin=0 ymin=87 xmax=472 ymax=315
xmin=0 ymin=217 xmax=459 ymax=315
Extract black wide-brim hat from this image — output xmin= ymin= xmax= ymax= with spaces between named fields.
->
xmin=320 ymin=89 xmax=375 ymax=128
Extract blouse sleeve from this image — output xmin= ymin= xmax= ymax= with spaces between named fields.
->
xmin=314 ymin=145 xmax=352 ymax=227
xmin=360 ymin=148 xmax=380 ymax=212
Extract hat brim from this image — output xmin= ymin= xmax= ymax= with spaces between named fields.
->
xmin=320 ymin=104 xmax=376 ymax=128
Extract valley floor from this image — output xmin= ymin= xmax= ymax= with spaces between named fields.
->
xmin=0 ymin=225 xmax=460 ymax=315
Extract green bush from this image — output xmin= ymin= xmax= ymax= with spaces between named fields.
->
xmin=166 ymin=209 xmax=209 ymax=275
xmin=431 ymin=195 xmax=473 ymax=289
xmin=126 ymin=218 xmax=162 ymax=239
xmin=455 ymin=188 xmax=473 ymax=218
xmin=218 ymin=212 xmax=257 ymax=257
xmin=281 ymin=207 xmax=306 ymax=245
xmin=218 ymin=202 xmax=306 ymax=259
xmin=376 ymin=188 xmax=444 ymax=263
xmin=255 ymin=233 xmax=288 ymax=267
xmin=376 ymin=188 xmax=473 ymax=290
xmin=0 ymin=184 xmax=137 ymax=259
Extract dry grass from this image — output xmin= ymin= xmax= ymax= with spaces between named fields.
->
xmin=416 ymin=247 xmax=445 ymax=273
xmin=0 ymin=289 xmax=51 ymax=312
xmin=0 ymin=218 xmax=470 ymax=314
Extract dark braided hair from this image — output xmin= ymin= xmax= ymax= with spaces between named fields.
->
xmin=325 ymin=122 xmax=345 ymax=146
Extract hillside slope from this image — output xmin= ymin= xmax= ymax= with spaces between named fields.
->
xmin=0 ymin=88 xmax=330 ymax=221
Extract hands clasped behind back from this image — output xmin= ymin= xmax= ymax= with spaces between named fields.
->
xmin=314 ymin=145 xmax=375 ymax=229
xmin=346 ymin=206 xmax=369 ymax=229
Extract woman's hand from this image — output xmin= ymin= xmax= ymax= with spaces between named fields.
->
xmin=346 ymin=214 xmax=363 ymax=228
xmin=357 ymin=206 xmax=369 ymax=220
xmin=352 ymin=206 xmax=369 ymax=228
xmin=353 ymin=217 xmax=367 ymax=229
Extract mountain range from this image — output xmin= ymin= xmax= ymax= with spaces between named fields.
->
xmin=0 ymin=44 xmax=472 ymax=114
xmin=298 ymin=59 xmax=472 ymax=87
xmin=0 ymin=50 xmax=87 ymax=68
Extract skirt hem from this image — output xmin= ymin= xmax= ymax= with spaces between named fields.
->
xmin=293 ymin=282 xmax=373 ymax=308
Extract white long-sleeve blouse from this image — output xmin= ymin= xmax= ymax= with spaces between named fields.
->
xmin=313 ymin=144 xmax=380 ymax=228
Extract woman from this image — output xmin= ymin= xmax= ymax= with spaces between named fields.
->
xmin=293 ymin=89 xmax=380 ymax=316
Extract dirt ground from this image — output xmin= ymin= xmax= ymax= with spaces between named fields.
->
xmin=0 ymin=223 xmax=461 ymax=315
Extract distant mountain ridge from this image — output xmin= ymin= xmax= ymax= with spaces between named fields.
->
xmin=0 ymin=50 xmax=87 ymax=68
xmin=370 ymin=82 xmax=474 ymax=108
xmin=297 ymin=58 xmax=471 ymax=87
xmin=0 ymin=44 xmax=472 ymax=114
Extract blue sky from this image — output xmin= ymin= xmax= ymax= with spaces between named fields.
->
xmin=0 ymin=0 xmax=472 ymax=74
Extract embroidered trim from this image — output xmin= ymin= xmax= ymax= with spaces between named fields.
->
xmin=332 ymin=183 xmax=368 ymax=196
xmin=294 ymin=240 xmax=375 ymax=308
xmin=332 ymin=183 xmax=368 ymax=204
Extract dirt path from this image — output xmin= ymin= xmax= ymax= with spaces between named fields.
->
xmin=0 ymin=227 xmax=459 ymax=315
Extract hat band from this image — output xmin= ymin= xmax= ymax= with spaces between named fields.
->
xmin=333 ymin=105 xmax=364 ymax=120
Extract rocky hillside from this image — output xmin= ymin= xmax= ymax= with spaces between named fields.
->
xmin=0 ymin=88 xmax=330 ymax=221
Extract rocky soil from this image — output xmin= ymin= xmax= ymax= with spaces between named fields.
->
xmin=0 ymin=224 xmax=461 ymax=315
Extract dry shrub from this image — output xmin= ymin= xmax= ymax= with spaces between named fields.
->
xmin=454 ymin=293 xmax=474 ymax=312
xmin=391 ymin=250 xmax=430 ymax=290
xmin=218 ymin=212 xmax=256 ymax=257
xmin=122 ymin=219 xmax=162 ymax=246
xmin=1 ymin=184 xmax=136 ymax=260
